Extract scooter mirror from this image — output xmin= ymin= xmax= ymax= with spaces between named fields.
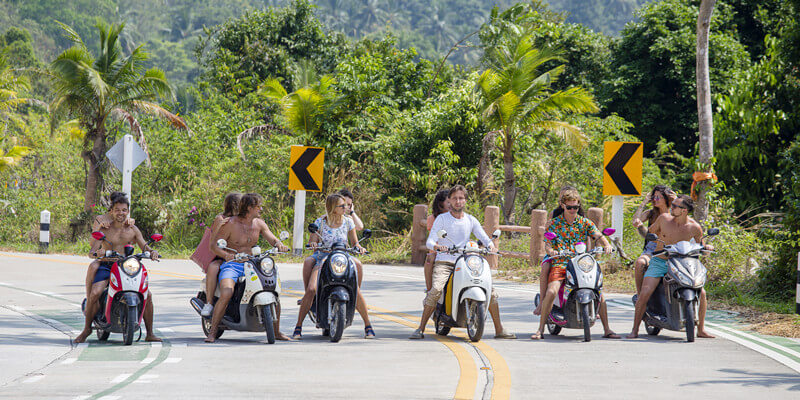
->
xmin=707 ymin=228 xmax=720 ymax=237
xmin=544 ymin=232 xmax=557 ymax=241
xmin=91 ymin=231 xmax=105 ymax=241
xmin=602 ymin=228 xmax=616 ymax=236
xmin=252 ymin=246 xmax=262 ymax=256
xmin=645 ymin=233 xmax=658 ymax=242
xmin=492 ymin=229 xmax=501 ymax=239
xmin=217 ymin=239 xmax=228 ymax=248
xmin=362 ymin=229 xmax=372 ymax=241
xmin=308 ymin=223 xmax=319 ymax=234
xmin=437 ymin=230 xmax=448 ymax=239
xmin=279 ymin=231 xmax=290 ymax=241
xmin=150 ymin=233 xmax=163 ymax=242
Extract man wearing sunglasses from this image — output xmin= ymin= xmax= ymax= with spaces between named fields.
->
xmin=627 ymin=195 xmax=715 ymax=339
xmin=532 ymin=189 xmax=619 ymax=340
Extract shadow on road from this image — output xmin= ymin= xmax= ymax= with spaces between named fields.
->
xmin=681 ymin=368 xmax=800 ymax=390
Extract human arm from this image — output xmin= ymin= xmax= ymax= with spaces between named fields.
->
xmin=211 ymin=222 xmax=234 ymax=261
xmin=133 ymin=227 xmax=159 ymax=260
xmin=258 ymin=219 xmax=288 ymax=252
xmin=632 ymin=209 xmax=651 ymax=238
xmin=694 ymin=224 xmax=713 ymax=251
xmin=348 ymin=227 xmax=366 ymax=254
xmin=349 ymin=206 xmax=364 ymax=231
xmin=207 ymin=216 xmax=228 ymax=253
xmin=426 ymin=215 xmax=449 ymax=252
xmin=470 ymin=216 xmax=496 ymax=252
xmin=587 ymin=219 xmax=612 ymax=254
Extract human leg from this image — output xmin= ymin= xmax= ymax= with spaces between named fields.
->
xmin=533 ymin=261 xmax=552 ymax=315
xmin=206 ymin=278 xmax=235 ymax=343
xmin=201 ymin=259 xmax=222 ymax=316
xmin=697 ymin=288 xmax=715 ymax=338
xmin=413 ymin=263 xmax=452 ymax=336
xmin=423 ymin=253 xmax=435 ymax=291
xmin=75 ymin=280 xmax=108 ymax=343
xmin=634 ymin=255 xmax=651 ymax=294
xmin=143 ymin=292 xmax=161 ymax=342
xmin=488 ymin=291 xmax=515 ymax=338
xmin=301 ymin=256 xmax=315 ymax=289
xmin=598 ymin=297 xmax=620 ymax=338
xmin=532 ymin=280 xmax=562 ymax=339
xmin=273 ymin=302 xmax=290 ymax=341
xmin=84 ymin=260 xmax=100 ymax=299
xmin=294 ymin=266 xmax=320 ymax=338
xmin=627 ymin=276 xmax=660 ymax=338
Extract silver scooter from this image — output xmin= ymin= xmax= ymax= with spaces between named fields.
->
xmin=190 ymin=231 xmax=289 ymax=344
xmin=633 ymin=228 xmax=718 ymax=342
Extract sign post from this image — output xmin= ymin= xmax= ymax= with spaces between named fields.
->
xmin=603 ymin=142 xmax=644 ymax=243
xmin=288 ymin=146 xmax=325 ymax=255
xmin=106 ymin=134 xmax=147 ymax=205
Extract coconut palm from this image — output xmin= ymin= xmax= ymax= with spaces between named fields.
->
xmin=48 ymin=21 xmax=187 ymax=212
xmin=0 ymin=52 xmax=33 ymax=170
xmin=476 ymin=33 xmax=599 ymax=224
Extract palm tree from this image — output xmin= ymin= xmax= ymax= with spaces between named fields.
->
xmin=48 ymin=21 xmax=187 ymax=212
xmin=0 ymin=52 xmax=32 ymax=170
xmin=476 ymin=33 xmax=599 ymax=224
xmin=695 ymin=0 xmax=717 ymax=222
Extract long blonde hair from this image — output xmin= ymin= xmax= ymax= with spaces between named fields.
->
xmin=325 ymin=194 xmax=345 ymax=226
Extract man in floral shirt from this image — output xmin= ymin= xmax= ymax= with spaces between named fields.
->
xmin=532 ymin=189 xmax=620 ymax=340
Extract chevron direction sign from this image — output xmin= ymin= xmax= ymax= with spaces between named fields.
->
xmin=603 ymin=142 xmax=643 ymax=196
xmin=289 ymin=146 xmax=325 ymax=192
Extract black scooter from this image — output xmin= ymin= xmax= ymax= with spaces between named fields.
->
xmin=305 ymin=223 xmax=371 ymax=342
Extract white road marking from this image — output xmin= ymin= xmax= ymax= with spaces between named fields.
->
xmin=23 ymin=375 xmax=45 ymax=383
xmin=61 ymin=358 xmax=77 ymax=365
xmin=135 ymin=374 xmax=159 ymax=383
xmin=164 ymin=357 xmax=182 ymax=363
xmin=9 ymin=305 xmax=25 ymax=312
xmin=110 ymin=373 xmax=131 ymax=384
xmin=27 ymin=292 xmax=45 ymax=298
xmin=0 ymin=281 xmax=9 ymax=286
xmin=159 ymin=327 xmax=174 ymax=333
xmin=99 ymin=396 xmax=120 ymax=400
xmin=141 ymin=357 xmax=156 ymax=364
xmin=72 ymin=396 xmax=90 ymax=400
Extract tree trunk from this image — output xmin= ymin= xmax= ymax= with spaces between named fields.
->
xmin=501 ymin=133 xmax=516 ymax=224
xmin=477 ymin=130 xmax=498 ymax=208
xmin=82 ymin=124 xmax=107 ymax=212
xmin=695 ymin=0 xmax=716 ymax=222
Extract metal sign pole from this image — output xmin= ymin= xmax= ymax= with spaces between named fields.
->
xmin=612 ymin=195 xmax=624 ymax=243
xmin=122 ymin=134 xmax=133 ymax=205
xmin=292 ymin=190 xmax=306 ymax=256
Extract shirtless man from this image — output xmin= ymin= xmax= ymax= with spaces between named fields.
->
xmin=206 ymin=193 xmax=290 ymax=342
xmin=84 ymin=193 xmax=135 ymax=300
xmin=75 ymin=193 xmax=161 ymax=343
xmin=627 ymin=195 xmax=715 ymax=339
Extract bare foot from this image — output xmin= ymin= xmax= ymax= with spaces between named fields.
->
xmin=697 ymin=330 xmax=715 ymax=339
xmin=530 ymin=331 xmax=543 ymax=340
xmin=145 ymin=334 xmax=162 ymax=342
xmin=533 ymin=304 xmax=541 ymax=316
xmin=626 ymin=332 xmax=638 ymax=339
xmin=74 ymin=329 xmax=92 ymax=344
xmin=276 ymin=332 xmax=292 ymax=341
xmin=205 ymin=330 xmax=217 ymax=343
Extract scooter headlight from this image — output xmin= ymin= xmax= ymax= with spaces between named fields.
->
xmin=466 ymin=256 xmax=483 ymax=277
xmin=259 ymin=257 xmax=275 ymax=275
xmin=122 ymin=258 xmax=141 ymax=276
xmin=330 ymin=254 xmax=348 ymax=276
xmin=577 ymin=256 xmax=595 ymax=273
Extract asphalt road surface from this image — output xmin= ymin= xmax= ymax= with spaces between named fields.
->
xmin=1 ymin=252 xmax=799 ymax=399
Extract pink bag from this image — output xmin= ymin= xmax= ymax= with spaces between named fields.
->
xmin=190 ymin=228 xmax=215 ymax=272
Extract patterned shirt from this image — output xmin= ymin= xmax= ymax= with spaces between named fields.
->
xmin=546 ymin=215 xmax=601 ymax=269
xmin=314 ymin=216 xmax=355 ymax=248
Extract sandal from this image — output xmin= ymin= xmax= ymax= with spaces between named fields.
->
xmin=530 ymin=331 xmax=543 ymax=340
xmin=364 ymin=325 xmax=376 ymax=339
xmin=292 ymin=326 xmax=302 ymax=340
xmin=494 ymin=330 xmax=516 ymax=339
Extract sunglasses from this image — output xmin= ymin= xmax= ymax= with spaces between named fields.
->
xmin=565 ymin=205 xmax=580 ymax=210
xmin=670 ymin=203 xmax=686 ymax=210
xmin=335 ymin=204 xmax=346 ymax=209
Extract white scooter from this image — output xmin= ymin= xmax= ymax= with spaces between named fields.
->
xmin=433 ymin=229 xmax=501 ymax=342
xmin=190 ymin=231 xmax=289 ymax=344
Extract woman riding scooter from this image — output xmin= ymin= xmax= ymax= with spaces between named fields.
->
xmin=293 ymin=194 xmax=374 ymax=339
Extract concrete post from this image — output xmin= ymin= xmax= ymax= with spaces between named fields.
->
xmin=483 ymin=206 xmax=500 ymax=269
xmin=39 ymin=210 xmax=50 ymax=254
xmin=530 ymin=209 xmax=547 ymax=266
xmin=292 ymin=190 xmax=306 ymax=256
xmin=411 ymin=204 xmax=428 ymax=265
xmin=587 ymin=207 xmax=604 ymax=249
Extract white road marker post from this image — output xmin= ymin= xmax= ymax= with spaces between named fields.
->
xmin=39 ymin=210 xmax=51 ymax=254
xmin=292 ymin=190 xmax=306 ymax=256
xmin=611 ymin=195 xmax=624 ymax=243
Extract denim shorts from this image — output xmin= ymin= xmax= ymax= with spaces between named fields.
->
xmin=218 ymin=261 xmax=245 ymax=281
xmin=642 ymin=240 xmax=657 ymax=256
xmin=644 ymin=257 xmax=669 ymax=279
xmin=310 ymin=251 xmax=329 ymax=267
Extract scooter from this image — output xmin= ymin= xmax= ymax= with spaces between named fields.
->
xmin=633 ymin=229 xmax=718 ymax=342
xmin=305 ymin=223 xmax=371 ymax=343
xmin=82 ymin=231 xmax=163 ymax=345
xmin=533 ymin=228 xmax=616 ymax=342
xmin=190 ymin=231 xmax=290 ymax=344
xmin=433 ymin=229 xmax=501 ymax=342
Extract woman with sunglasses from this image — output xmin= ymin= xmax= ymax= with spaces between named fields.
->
xmin=294 ymin=193 xmax=374 ymax=339
xmin=631 ymin=185 xmax=676 ymax=295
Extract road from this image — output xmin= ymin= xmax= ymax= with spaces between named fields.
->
xmin=1 ymin=251 xmax=799 ymax=399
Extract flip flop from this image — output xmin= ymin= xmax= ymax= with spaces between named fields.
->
xmin=530 ymin=332 xmax=543 ymax=340
xmin=603 ymin=332 xmax=622 ymax=339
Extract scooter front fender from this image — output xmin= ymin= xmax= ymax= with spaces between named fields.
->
xmin=574 ymin=288 xmax=596 ymax=304
xmin=460 ymin=286 xmax=487 ymax=302
xmin=252 ymin=291 xmax=277 ymax=306
xmin=677 ymin=288 xmax=697 ymax=301
xmin=121 ymin=292 xmax=140 ymax=307
xmin=329 ymin=286 xmax=350 ymax=302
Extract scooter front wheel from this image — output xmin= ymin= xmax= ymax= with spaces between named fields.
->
xmin=123 ymin=306 xmax=137 ymax=345
xmin=260 ymin=304 xmax=275 ymax=344
xmin=684 ymin=301 xmax=695 ymax=343
xmin=329 ymin=300 xmax=346 ymax=343
xmin=465 ymin=300 xmax=485 ymax=342
xmin=580 ymin=303 xmax=591 ymax=342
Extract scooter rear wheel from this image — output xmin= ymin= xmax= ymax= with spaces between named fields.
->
xmin=96 ymin=328 xmax=110 ymax=341
xmin=547 ymin=321 xmax=561 ymax=336
xmin=435 ymin=313 xmax=450 ymax=336
xmin=645 ymin=321 xmax=661 ymax=336
xmin=202 ymin=317 xmax=224 ymax=340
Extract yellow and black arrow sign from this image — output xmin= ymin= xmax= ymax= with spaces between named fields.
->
xmin=289 ymin=146 xmax=324 ymax=192
xmin=603 ymin=141 xmax=643 ymax=196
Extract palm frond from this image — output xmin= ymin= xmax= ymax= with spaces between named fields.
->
xmin=131 ymin=101 xmax=188 ymax=131
xmin=259 ymin=78 xmax=288 ymax=100
xmin=531 ymin=120 xmax=588 ymax=150
xmin=284 ymin=88 xmax=323 ymax=137
xmin=109 ymin=107 xmax=151 ymax=166
xmin=56 ymin=21 xmax=88 ymax=51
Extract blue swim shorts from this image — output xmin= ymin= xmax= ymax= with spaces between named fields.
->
xmin=93 ymin=261 xmax=114 ymax=283
xmin=218 ymin=261 xmax=245 ymax=281
xmin=644 ymin=257 xmax=669 ymax=279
